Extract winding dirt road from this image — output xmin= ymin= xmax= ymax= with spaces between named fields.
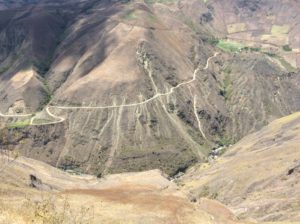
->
xmin=0 ymin=52 xmax=219 ymax=126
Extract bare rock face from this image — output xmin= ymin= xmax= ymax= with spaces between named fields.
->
xmin=0 ymin=0 xmax=300 ymax=177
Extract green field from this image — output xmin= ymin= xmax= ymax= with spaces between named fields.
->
xmin=217 ymin=39 xmax=244 ymax=52
xmin=123 ymin=11 xmax=137 ymax=20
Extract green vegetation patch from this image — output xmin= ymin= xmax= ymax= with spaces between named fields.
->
xmin=217 ymin=136 xmax=232 ymax=147
xmin=123 ymin=10 xmax=137 ymax=20
xmin=263 ymin=51 xmax=276 ymax=57
xmin=220 ymin=68 xmax=233 ymax=101
xmin=32 ymin=119 xmax=52 ymax=125
xmin=8 ymin=119 xmax=30 ymax=129
xmin=271 ymin=25 xmax=290 ymax=36
xmin=277 ymin=57 xmax=297 ymax=72
xmin=217 ymin=39 xmax=244 ymax=52
xmin=207 ymin=37 xmax=219 ymax=46
xmin=263 ymin=52 xmax=297 ymax=72
xmin=282 ymin=44 xmax=292 ymax=51
xmin=243 ymin=46 xmax=261 ymax=52
xmin=0 ymin=66 xmax=9 ymax=74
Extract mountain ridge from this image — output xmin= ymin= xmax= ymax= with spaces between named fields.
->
xmin=0 ymin=0 xmax=300 ymax=177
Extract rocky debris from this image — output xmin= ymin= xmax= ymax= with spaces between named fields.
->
xmin=287 ymin=164 xmax=300 ymax=176
xmin=208 ymin=145 xmax=228 ymax=161
xmin=29 ymin=174 xmax=52 ymax=190
xmin=29 ymin=174 xmax=42 ymax=189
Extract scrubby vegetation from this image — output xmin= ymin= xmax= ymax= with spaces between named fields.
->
xmin=0 ymin=66 xmax=9 ymax=74
xmin=243 ymin=46 xmax=261 ymax=52
xmin=282 ymin=44 xmax=292 ymax=51
xmin=217 ymin=136 xmax=232 ymax=147
xmin=277 ymin=57 xmax=297 ymax=72
xmin=263 ymin=51 xmax=276 ymax=57
xmin=263 ymin=51 xmax=297 ymax=72
xmin=222 ymin=72 xmax=233 ymax=101
xmin=0 ymin=196 xmax=95 ymax=224
xmin=7 ymin=119 xmax=31 ymax=129
xmin=123 ymin=10 xmax=137 ymax=20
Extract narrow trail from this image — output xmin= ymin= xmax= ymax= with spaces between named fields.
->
xmin=29 ymin=106 xmax=66 ymax=126
xmin=51 ymin=52 xmax=219 ymax=110
xmin=193 ymin=95 xmax=207 ymax=140
xmin=103 ymin=101 xmax=124 ymax=174
xmin=0 ymin=52 xmax=219 ymax=126
xmin=46 ymin=106 xmax=65 ymax=123
xmin=0 ymin=112 xmax=32 ymax=118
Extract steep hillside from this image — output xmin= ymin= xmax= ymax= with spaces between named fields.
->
xmin=179 ymin=112 xmax=300 ymax=221
xmin=0 ymin=0 xmax=39 ymax=10
xmin=0 ymin=0 xmax=300 ymax=177
xmin=0 ymin=154 xmax=249 ymax=224
xmin=181 ymin=0 xmax=300 ymax=67
xmin=1 ymin=112 xmax=300 ymax=223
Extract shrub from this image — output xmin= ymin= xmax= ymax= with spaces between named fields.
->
xmin=282 ymin=44 xmax=292 ymax=51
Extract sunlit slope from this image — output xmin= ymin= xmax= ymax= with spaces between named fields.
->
xmin=180 ymin=112 xmax=300 ymax=221
xmin=0 ymin=155 xmax=248 ymax=224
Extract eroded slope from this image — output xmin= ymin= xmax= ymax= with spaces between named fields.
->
xmin=0 ymin=154 xmax=246 ymax=224
xmin=180 ymin=112 xmax=300 ymax=221
xmin=0 ymin=0 xmax=300 ymax=177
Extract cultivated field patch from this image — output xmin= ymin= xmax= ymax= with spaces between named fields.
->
xmin=217 ymin=39 xmax=244 ymax=52
xmin=271 ymin=25 xmax=290 ymax=36
xmin=261 ymin=34 xmax=288 ymax=46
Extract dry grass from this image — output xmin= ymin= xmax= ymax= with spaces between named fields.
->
xmin=0 ymin=193 xmax=95 ymax=224
xmin=271 ymin=25 xmax=290 ymax=35
xmin=0 ymin=154 xmax=247 ymax=224
xmin=261 ymin=34 xmax=288 ymax=45
xmin=227 ymin=23 xmax=247 ymax=34
xmin=180 ymin=112 xmax=300 ymax=221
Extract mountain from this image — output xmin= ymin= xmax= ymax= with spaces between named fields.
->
xmin=1 ymin=112 xmax=300 ymax=223
xmin=179 ymin=112 xmax=300 ymax=221
xmin=0 ymin=0 xmax=300 ymax=178
xmin=0 ymin=0 xmax=39 ymax=10
xmin=0 ymin=154 xmax=248 ymax=224
xmin=1 ymin=0 xmax=300 ymax=222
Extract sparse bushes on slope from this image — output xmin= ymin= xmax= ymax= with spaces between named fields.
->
xmin=19 ymin=196 xmax=95 ymax=224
